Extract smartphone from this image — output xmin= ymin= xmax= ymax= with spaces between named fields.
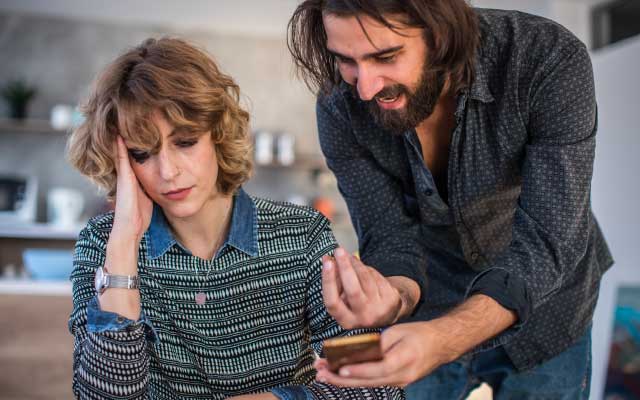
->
xmin=323 ymin=333 xmax=383 ymax=372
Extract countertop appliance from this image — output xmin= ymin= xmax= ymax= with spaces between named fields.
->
xmin=0 ymin=174 xmax=37 ymax=225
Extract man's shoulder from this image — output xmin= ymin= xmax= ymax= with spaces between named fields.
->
xmin=317 ymin=82 xmax=357 ymax=120
xmin=476 ymin=8 xmax=575 ymax=38
xmin=316 ymin=82 xmax=386 ymax=142
xmin=476 ymin=8 xmax=586 ymax=62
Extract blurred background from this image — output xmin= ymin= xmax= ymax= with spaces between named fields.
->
xmin=0 ymin=0 xmax=638 ymax=399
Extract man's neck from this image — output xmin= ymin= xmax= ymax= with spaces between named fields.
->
xmin=414 ymin=92 xmax=457 ymax=177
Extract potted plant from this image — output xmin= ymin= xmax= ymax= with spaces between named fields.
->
xmin=1 ymin=79 xmax=37 ymax=120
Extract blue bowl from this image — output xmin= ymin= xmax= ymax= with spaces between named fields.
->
xmin=22 ymin=248 xmax=74 ymax=280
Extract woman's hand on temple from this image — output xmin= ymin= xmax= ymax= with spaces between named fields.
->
xmin=111 ymin=135 xmax=153 ymax=243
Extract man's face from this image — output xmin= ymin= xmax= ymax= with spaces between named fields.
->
xmin=323 ymin=13 xmax=446 ymax=133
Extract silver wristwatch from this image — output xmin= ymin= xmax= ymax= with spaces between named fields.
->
xmin=94 ymin=266 xmax=140 ymax=294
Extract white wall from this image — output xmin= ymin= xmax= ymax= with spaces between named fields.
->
xmin=0 ymin=0 xmax=595 ymax=41
xmin=589 ymin=35 xmax=640 ymax=400
xmin=472 ymin=0 xmax=550 ymax=18
xmin=0 ymin=0 xmax=299 ymax=38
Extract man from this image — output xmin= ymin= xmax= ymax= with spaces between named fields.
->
xmin=287 ymin=1 xmax=613 ymax=398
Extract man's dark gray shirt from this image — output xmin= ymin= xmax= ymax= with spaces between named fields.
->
xmin=316 ymin=8 xmax=613 ymax=371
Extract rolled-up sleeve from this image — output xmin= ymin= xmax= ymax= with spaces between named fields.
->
xmin=68 ymin=221 xmax=153 ymax=399
xmin=470 ymin=43 xmax=598 ymax=337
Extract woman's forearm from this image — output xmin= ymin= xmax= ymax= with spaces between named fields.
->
xmin=98 ymin=232 xmax=142 ymax=320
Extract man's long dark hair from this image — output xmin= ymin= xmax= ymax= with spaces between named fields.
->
xmin=287 ymin=0 xmax=480 ymax=95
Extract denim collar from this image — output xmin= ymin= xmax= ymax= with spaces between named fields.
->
xmin=145 ymin=188 xmax=258 ymax=260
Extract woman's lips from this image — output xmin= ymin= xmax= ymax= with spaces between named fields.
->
xmin=163 ymin=187 xmax=192 ymax=201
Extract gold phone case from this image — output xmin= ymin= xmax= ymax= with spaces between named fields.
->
xmin=323 ymin=333 xmax=383 ymax=372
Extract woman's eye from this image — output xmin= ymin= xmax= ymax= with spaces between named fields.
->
xmin=128 ymin=149 xmax=150 ymax=164
xmin=175 ymin=139 xmax=198 ymax=148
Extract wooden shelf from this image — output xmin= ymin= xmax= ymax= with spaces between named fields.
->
xmin=0 ymin=279 xmax=72 ymax=296
xmin=0 ymin=223 xmax=82 ymax=240
xmin=0 ymin=118 xmax=68 ymax=134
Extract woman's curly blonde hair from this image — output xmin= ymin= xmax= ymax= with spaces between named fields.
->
xmin=67 ymin=37 xmax=253 ymax=199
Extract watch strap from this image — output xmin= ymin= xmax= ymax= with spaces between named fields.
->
xmin=105 ymin=274 xmax=140 ymax=290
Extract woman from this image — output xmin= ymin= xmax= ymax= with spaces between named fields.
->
xmin=67 ymin=38 xmax=403 ymax=400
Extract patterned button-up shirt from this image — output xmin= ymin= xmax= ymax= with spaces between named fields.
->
xmin=316 ymin=8 xmax=614 ymax=371
xmin=68 ymin=189 xmax=403 ymax=399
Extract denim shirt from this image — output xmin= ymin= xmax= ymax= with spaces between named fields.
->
xmin=316 ymin=8 xmax=614 ymax=371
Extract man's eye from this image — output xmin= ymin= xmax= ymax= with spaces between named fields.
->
xmin=175 ymin=139 xmax=198 ymax=148
xmin=335 ymin=55 xmax=355 ymax=65
xmin=376 ymin=54 xmax=396 ymax=64
xmin=128 ymin=149 xmax=150 ymax=164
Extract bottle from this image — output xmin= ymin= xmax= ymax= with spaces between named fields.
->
xmin=254 ymin=130 xmax=274 ymax=165
xmin=276 ymin=133 xmax=295 ymax=166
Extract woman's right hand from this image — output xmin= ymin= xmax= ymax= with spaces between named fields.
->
xmin=111 ymin=135 xmax=153 ymax=243
xmin=98 ymin=135 xmax=149 ymax=320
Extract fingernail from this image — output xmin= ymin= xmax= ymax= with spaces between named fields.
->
xmin=339 ymin=368 xmax=350 ymax=377
xmin=317 ymin=375 xmax=327 ymax=383
xmin=322 ymin=261 xmax=333 ymax=270
xmin=335 ymin=248 xmax=345 ymax=257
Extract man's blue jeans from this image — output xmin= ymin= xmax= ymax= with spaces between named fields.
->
xmin=405 ymin=328 xmax=591 ymax=400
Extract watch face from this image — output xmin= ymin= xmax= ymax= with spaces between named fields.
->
xmin=94 ymin=267 xmax=104 ymax=293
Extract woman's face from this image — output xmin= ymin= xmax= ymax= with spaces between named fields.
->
xmin=125 ymin=111 xmax=221 ymax=220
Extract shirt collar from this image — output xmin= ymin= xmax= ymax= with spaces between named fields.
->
xmin=467 ymin=16 xmax=495 ymax=104
xmin=467 ymin=52 xmax=495 ymax=103
xmin=145 ymin=187 xmax=258 ymax=260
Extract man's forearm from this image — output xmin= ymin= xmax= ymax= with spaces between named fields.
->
xmin=432 ymin=294 xmax=517 ymax=363
xmin=388 ymin=276 xmax=421 ymax=321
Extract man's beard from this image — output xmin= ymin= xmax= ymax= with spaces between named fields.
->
xmin=361 ymin=67 xmax=446 ymax=134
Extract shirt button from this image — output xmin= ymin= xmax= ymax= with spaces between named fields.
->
xmin=116 ymin=316 xmax=125 ymax=324
xmin=470 ymin=252 xmax=479 ymax=262
xmin=424 ymin=188 xmax=434 ymax=196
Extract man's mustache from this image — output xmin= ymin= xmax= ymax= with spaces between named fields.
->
xmin=348 ymin=83 xmax=409 ymax=102
xmin=374 ymin=85 xmax=407 ymax=100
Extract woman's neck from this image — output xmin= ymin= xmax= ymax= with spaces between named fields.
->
xmin=166 ymin=194 xmax=234 ymax=260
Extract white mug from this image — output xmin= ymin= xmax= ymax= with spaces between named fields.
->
xmin=277 ymin=134 xmax=295 ymax=166
xmin=47 ymin=187 xmax=84 ymax=227
xmin=50 ymin=105 xmax=74 ymax=130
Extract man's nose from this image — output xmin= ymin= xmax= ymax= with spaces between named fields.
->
xmin=355 ymin=66 xmax=384 ymax=101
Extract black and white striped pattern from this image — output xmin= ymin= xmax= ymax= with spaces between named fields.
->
xmin=69 ymin=195 xmax=403 ymax=399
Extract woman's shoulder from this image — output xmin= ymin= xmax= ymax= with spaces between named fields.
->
xmin=78 ymin=211 xmax=115 ymax=243
xmin=250 ymin=196 xmax=336 ymax=256
xmin=251 ymin=196 xmax=328 ymax=225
